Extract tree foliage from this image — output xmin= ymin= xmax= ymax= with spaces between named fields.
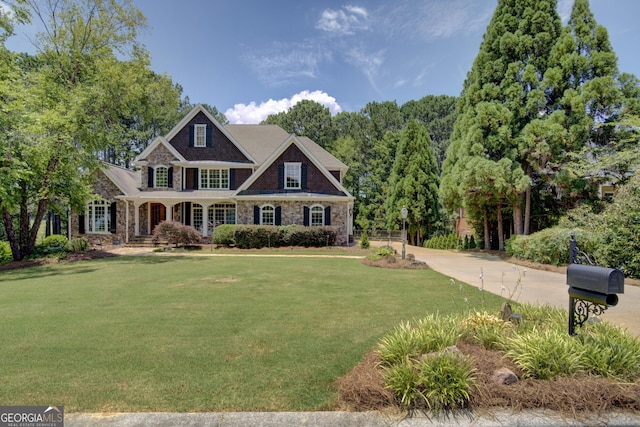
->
xmin=0 ymin=0 xmax=183 ymax=260
xmin=385 ymin=119 xmax=440 ymax=245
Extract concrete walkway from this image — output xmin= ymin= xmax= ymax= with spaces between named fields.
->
xmin=391 ymin=243 xmax=640 ymax=336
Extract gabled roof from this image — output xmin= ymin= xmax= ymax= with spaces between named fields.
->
xmin=165 ymin=105 xmax=257 ymax=164
xmin=99 ymin=162 xmax=140 ymax=197
xmin=235 ymin=134 xmax=353 ymax=199
xmin=224 ymin=124 xmax=348 ymax=171
xmin=134 ymin=136 xmax=186 ymax=164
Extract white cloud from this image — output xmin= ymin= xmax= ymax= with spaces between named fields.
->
xmin=316 ymin=5 xmax=370 ymax=35
xmin=225 ymin=90 xmax=342 ymax=124
xmin=382 ymin=0 xmax=493 ymax=41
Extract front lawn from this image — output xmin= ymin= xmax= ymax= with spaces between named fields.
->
xmin=0 ymin=255 xmax=502 ymax=412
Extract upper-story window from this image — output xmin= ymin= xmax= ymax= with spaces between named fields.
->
xmin=194 ymin=124 xmax=207 ymax=147
xmin=285 ymin=162 xmax=301 ymax=189
xmin=155 ymin=166 xmax=168 ymax=188
xmin=200 ymin=169 xmax=229 ymax=189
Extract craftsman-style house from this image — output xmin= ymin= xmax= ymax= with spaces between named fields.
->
xmin=71 ymin=105 xmax=354 ymax=245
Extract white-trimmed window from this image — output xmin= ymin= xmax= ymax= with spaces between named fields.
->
xmin=200 ymin=169 xmax=229 ymax=189
xmin=193 ymin=204 xmax=204 ymax=233
xmin=284 ymin=162 xmax=301 ymax=189
xmin=261 ymin=204 xmax=275 ymax=225
xmin=310 ymin=205 xmax=324 ymax=226
xmin=87 ymin=200 xmax=111 ymax=233
xmin=155 ymin=166 xmax=168 ymax=188
xmin=194 ymin=124 xmax=207 ymax=147
xmin=209 ymin=204 xmax=236 ymax=226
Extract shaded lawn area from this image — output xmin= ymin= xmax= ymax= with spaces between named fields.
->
xmin=0 ymin=255 xmax=504 ymax=412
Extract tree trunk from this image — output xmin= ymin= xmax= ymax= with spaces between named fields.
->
xmin=497 ymin=202 xmax=505 ymax=251
xmin=484 ymin=209 xmax=491 ymax=250
xmin=2 ymin=206 xmax=22 ymax=261
xmin=524 ymin=187 xmax=531 ymax=235
xmin=513 ymin=193 xmax=524 ymax=235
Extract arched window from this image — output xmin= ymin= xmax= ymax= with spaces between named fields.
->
xmin=87 ymin=200 xmax=112 ymax=233
xmin=260 ymin=205 xmax=275 ymax=225
xmin=310 ymin=205 xmax=324 ymax=226
xmin=155 ymin=166 xmax=168 ymax=188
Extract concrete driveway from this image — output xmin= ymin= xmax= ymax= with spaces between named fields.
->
xmin=387 ymin=243 xmax=640 ymax=336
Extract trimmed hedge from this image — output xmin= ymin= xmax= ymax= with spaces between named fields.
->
xmin=423 ymin=233 xmax=463 ymax=250
xmin=230 ymin=225 xmax=339 ymax=249
xmin=212 ymin=224 xmax=236 ymax=246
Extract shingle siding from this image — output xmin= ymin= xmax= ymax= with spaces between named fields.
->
xmin=168 ymin=112 xmax=252 ymax=162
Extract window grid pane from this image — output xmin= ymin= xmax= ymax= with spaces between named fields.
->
xmin=193 ymin=205 xmax=203 ymax=232
xmin=311 ymin=206 xmax=324 ymax=226
xmin=285 ymin=163 xmax=301 ymax=189
xmin=261 ymin=206 xmax=274 ymax=225
xmin=88 ymin=200 xmax=110 ymax=233
xmin=200 ymin=169 xmax=229 ymax=189
xmin=156 ymin=167 xmax=168 ymax=188
xmin=195 ymin=125 xmax=206 ymax=147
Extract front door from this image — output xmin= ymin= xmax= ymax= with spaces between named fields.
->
xmin=150 ymin=203 xmax=166 ymax=233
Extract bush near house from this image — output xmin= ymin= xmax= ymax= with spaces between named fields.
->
xmin=233 ymin=225 xmax=338 ymax=249
xmin=152 ymin=221 xmax=202 ymax=247
xmin=212 ymin=224 xmax=236 ymax=246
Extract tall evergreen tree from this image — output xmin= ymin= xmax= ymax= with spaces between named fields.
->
xmin=385 ymin=119 xmax=440 ymax=246
xmin=441 ymin=0 xmax=564 ymax=249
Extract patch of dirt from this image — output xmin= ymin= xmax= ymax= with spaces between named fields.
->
xmin=361 ymin=255 xmax=430 ymax=269
xmin=337 ymin=340 xmax=640 ymax=414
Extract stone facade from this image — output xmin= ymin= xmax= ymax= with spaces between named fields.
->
xmin=236 ymin=200 xmax=350 ymax=245
xmin=142 ymin=144 xmax=182 ymax=191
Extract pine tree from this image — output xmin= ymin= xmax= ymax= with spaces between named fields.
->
xmin=385 ymin=119 xmax=440 ymax=246
xmin=441 ymin=0 xmax=562 ymax=249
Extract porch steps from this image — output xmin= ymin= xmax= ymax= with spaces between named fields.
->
xmin=125 ymin=236 xmax=168 ymax=248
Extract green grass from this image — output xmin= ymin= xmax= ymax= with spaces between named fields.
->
xmin=0 ymin=255 xmax=502 ymax=412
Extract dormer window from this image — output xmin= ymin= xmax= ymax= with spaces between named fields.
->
xmin=194 ymin=124 xmax=207 ymax=147
xmin=155 ymin=166 xmax=168 ymax=188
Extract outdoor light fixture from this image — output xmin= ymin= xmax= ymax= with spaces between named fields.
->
xmin=401 ymin=206 xmax=408 ymax=260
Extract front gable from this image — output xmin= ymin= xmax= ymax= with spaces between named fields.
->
xmin=164 ymin=105 xmax=255 ymax=164
xmin=236 ymin=136 xmax=352 ymax=197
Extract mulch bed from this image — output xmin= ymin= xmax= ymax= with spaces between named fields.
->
xmin=337 ymin=340 xmax=640 ymax=414
xmin=0 ymin=249 xmax=117 ymax=271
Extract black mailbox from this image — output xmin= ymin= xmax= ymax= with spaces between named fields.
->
xmin=566 ymin=264 xmax=624 ymax=295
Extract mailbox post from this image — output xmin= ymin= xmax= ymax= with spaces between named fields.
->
xmin=567 ymin=233 xmax=624 ymax=335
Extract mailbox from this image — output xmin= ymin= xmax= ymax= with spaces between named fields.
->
xmin=567 ymin=264 xmax=624 ymax=295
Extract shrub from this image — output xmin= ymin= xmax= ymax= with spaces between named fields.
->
xmin=460 ymin=311 xmax=513 ymax=350
xmin=212 ymin=224 xmax=236 ymax=246
xmin=592 ymin=174 xmax=640 ymax=277
xmin=423 ymin=233 xmax=462 ymax=250
xmin=505 ymin=228 xmax=598 ymax=266
xmin=360 ymin=231 xmax=370 ymax=249
xmin=41 ymin=234 xmax=69 ymax=251
xmin=68 ymin=237 xmax=89 ymax=253
xmin=152 ymin=221 xmax=202 ymax=247
xmin=0 ymin=241 xmax=12 ymax=265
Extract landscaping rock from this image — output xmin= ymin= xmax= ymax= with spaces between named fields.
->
xmin=492 ymin=367 xmax=518 ymax=385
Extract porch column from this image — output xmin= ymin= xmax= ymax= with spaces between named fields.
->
xmin=201 ymin=204 xmax=211 ymax=236
xmin=165 ymin=203 xmax=174 ymax=222
xmin=134 ymin=202 xmax=142 ymax=236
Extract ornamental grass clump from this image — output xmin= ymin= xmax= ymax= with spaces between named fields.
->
xmin=503 ymin=328 xmax=585 ymax=380
xmin=460 ymin=310 xmax=513 ymax=350
xmin=578 ymin=322 xmax=640 ymax=380
xmin=378 ymin=315 xmax=473 ymax=410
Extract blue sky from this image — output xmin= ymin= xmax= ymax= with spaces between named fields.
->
xmin=6 ymin=1 xmax=640 ymax=124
